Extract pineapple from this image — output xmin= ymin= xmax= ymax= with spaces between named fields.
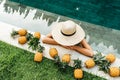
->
xmin=28 ymin=37 xmax=40 ymax=50
xmin=93 ymin=52 xmax=104 ymax=65
xmin=34 ymin=32 xmax=41 ymax=39
xmin=34 ymin=52 xmax=43 ymax=62
xmin=93 ymin=52 xmax=111 ymax=73
xmin=106 ymin=53 xmax=116 ymax=63
xmin=34 ymin=43 xmax=45 ymax=62
xmin=26 ymin=33 xmax=33 ymax=41
xmin=37 ymin=44 xmax=45 ymax=53
xmin=62 ymin=54 xmax=71 ymax=63
xmin=109 ymin=67 xmax=120 ymax=77
xmin=85 ymin=58 xmax=95 ymax=68
xmin=11 ymin=30 xmax=18 ymax=38
xmin=58 ymin=54 xmax=71 ymax=70
xmin=98 ymin=59 xmax=110 ymax=73
xmin=18 ymin=33 xmax=33 ymax=44
xmin=73 ymin=59 xmax=83 ymax=79
xmin=18 ymin=29 xmax=27 ymax=36
xmin=18 ymin=36 xmax=27 ymax=44
xmin=11 ymin=29 xmax=27 ymax=38
xmin=28 ymin=32 xmax=45 ymax=51
xmin=49 ymin=48 xmax=58 ymax=58
xmin=74 ymin=69 xmax=83 ymax=79
xmin=49 ymin=48 xmax=61 ymax=68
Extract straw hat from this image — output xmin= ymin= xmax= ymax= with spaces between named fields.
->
xmin=52 ymin=20 xmax=85 ymax=46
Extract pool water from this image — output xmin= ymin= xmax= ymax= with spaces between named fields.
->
xmin=10 ymin=0 xmax=120 ymax=30
xmin=0 ymin=0 xmax=120 ymax=58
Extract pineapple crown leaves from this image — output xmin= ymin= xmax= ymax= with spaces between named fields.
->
xmin=28 ymin=36 xmax=45 ymax=52
xmin=28 ymin=37 xmax=40 ymax=50
xmin=73 ymin=59 xmax=82 ymax=69
xmin=98 ymin=60 xmax=111 ymax=73
xmin=26 ymin=33 xmax=33 ymax=41
xmin=54 ymin=55 xmax=60 ymax=64
xmin=59 ymin=62 xmax=68 ymax=70
xmin=11 ymin=29 xmax=18 ymax=38
xmin=93 ymin=51 xmax=111 ymax=73
xmin=55 ymin=56 xmax=69 ymax=70
xmin=93 ymin=51 xmax=105 ymax=65
xmin=37 ymin=44 xmax=45 ymax=53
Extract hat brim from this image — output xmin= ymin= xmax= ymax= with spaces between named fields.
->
xmin=52 ymin=22 xmax=85 ymax=46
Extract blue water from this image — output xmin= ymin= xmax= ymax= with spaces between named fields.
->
xmin=10 ymin=0 xmax=120 ymax=30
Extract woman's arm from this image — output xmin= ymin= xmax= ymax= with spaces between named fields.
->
xmin=42 ymin=34 xmax=94 ymax=57
xmin=72 ymin=46 xmax=94 ymax=57
xmin=68 ymin=39 xmax=94 ymax=57
xmin=42 ymin=33 xmax=59 ymax=45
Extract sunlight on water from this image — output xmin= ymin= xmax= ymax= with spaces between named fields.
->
xmin=0 ymin=0 xmax=61 ymax=35
xmin=91 ymin=42 xmax=119 ymax=57
xmin=85 ymin=35 xmax=119 ymax=57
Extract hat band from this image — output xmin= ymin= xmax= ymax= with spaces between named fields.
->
xmin=61 ymin=30 xmax=76 ymax=36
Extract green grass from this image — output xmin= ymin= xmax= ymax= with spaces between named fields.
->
xmin=0 ymin=41 xmax=106 ymax=80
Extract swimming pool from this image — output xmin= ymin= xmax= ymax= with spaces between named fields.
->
xmin=0 ymin=0 xmax=120 ymax=58
xmin=10 ymin=0 xmax=120 ymax=30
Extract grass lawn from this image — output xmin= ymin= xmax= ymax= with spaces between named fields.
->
xmin=0 ymin=41 xmax=106 ymax=80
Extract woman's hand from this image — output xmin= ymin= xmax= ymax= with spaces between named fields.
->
xmin=60 ymin=45 xmax=79 ymax=50
xmin=60 ymin=44 xmax=94 ymax=57
xmin=68 ymin=46 xmax=79 ymax=50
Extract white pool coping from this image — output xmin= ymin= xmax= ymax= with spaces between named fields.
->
xmin=0 ymin=21 xmax=120 ymax=80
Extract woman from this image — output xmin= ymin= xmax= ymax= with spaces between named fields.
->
xmin=42 ymin=20 xmax=94 ymax=57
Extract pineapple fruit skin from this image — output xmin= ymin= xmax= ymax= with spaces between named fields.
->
xmin=62 ymin=54 xmax=71 ymax=63
xmin=109 ymin=67 xmax=120 ymax=77
xmin=18 ymin=36 xmax=27 ymax=44
xmin=74 ymin=69 xmax=83 ymax=79
xmin=18 ymin=29 xmax=27 ymax=36
xmin=34 ymin=52 xmax=43 ymax=62
xmin=49 ymin=48 xmax=58 ymax=58
xmin=106 ymin=53 xmax=116 ymax=63
xmin=85 ymin=59 xmax=95 ymax=68
xmin=34 ymin=32 xmax=41 ymax=39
